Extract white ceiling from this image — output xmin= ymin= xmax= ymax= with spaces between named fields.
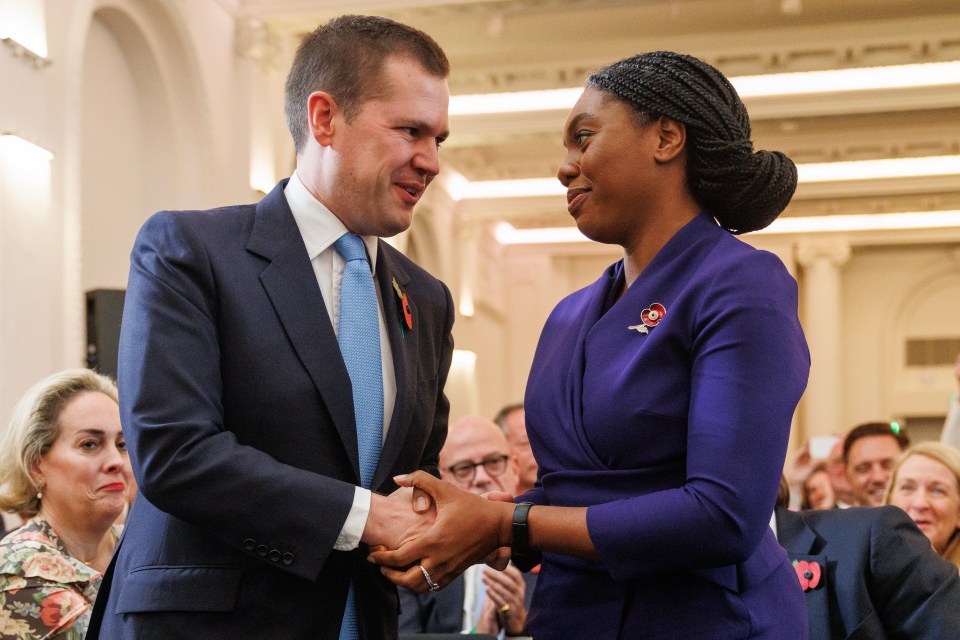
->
xmin=232 ymin=0 xmax=960 ymax=231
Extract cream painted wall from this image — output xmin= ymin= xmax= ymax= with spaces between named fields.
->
xmin=80 ymin=14 xmax=159 ymax=291
xmin=0 ymin=0 xmax=249 ymax=420
xmin=842 ymin=244 xmax=960 ymax=429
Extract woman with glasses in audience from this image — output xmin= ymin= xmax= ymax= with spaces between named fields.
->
xmin=886 ymin=441 xmax=960 ymax=571
xmin=0 ymin=369 xmax=132 ymax=638
xmin=373 ymin=50 xmax=809 ymax=639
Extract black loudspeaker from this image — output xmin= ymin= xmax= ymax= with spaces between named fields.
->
xmin=86 ymin=289 xmax=126 ymax=379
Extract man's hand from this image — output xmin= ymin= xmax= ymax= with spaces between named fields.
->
xmin=367 ymin=471 xmax=514 ymax=591
xmin=361 ymin=486 xmax=436 ymax=550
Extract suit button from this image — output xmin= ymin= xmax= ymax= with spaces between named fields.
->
xmin=243 ymin=538 xmax=256 ymax=551
xmin=269 ymin=549 xmax=281 ymax=562
xmin=256 ymin=545 xmax=268 ymax=557
xmin=281 ymin=552 xmax=294 ymax=566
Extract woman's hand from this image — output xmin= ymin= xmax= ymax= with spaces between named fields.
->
xmin=367 ymin=471 xmax=513 ymax=592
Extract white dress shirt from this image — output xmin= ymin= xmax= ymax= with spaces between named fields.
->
xmin=284 ymin=172 xmax=398 ymax=550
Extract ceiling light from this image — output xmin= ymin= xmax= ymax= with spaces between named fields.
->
xmin=461 ymin=155 xmax=960 ymax=201
xmin=756 ymin=210 xmax=960 ymax=234
xmin=797 ymin=155 xmax=960 ymax=182
xmin=450 ymin=61 xmax=960 ymax=115
xmin=494 ymin=210 xmax=960 ymax=244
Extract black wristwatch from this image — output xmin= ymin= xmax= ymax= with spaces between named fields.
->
xmin=511 ymin=501 xmax=535 ymax=557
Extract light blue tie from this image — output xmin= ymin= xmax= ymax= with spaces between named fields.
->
xmin=335 ymin=232 xmax=384 ymax=640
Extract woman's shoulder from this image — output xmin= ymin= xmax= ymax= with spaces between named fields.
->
xmin=0 ymin=518 xmax=98 ymax=587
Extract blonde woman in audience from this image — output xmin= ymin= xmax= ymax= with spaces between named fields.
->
xmin=885 ymin=441 xmax=960 ymax=571
xmin=0 ymin=369 xmax=132 ymax=638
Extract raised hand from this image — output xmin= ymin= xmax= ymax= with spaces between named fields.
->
xmin=476 ymin=563 xmax=528 ymax=636
xmin=367 ymin=471 xmax=514 ymax=592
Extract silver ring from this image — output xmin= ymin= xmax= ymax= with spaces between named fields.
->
xmin=419 ymin=563 xmax=440 ymax=591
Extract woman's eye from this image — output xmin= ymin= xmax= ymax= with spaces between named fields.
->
xmin=117 ymin=440 xmax=128 ymax=451
xmin=80 ymin=440 xmax=99 ymax=450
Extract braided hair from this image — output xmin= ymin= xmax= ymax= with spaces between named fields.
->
xmin=588 ymin=51 xmax=796 ymax=234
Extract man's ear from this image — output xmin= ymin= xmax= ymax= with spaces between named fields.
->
xmin=307 ymin=91 xmax=338 ymax=147
xmin=652 ymin=116 xmax=686 ymax=164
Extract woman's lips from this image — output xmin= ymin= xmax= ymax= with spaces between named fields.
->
xmin=100 ymin=482 xmax=126 ymax=491
xmin=566 ymin=188 xmax=590 ymax=214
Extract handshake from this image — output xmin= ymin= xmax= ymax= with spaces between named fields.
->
xmin=362 ymin=471 xmax=517 ymax=594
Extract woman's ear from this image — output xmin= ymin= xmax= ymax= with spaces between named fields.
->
xmin=29 ymin=459 xmax=44 ymax=490
xmin=652 ymin=116 xmax=686 ymax=164
xmin=307 ymin=91 xmax=338 ymax=147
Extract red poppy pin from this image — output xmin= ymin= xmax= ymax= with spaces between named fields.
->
xmin=392 ymin=277 xmax=413 ymax=334
xmin=792 ymin=560 xmax=821 ymax=591
xmin=628 ymin=302 xmax=667 ymax=334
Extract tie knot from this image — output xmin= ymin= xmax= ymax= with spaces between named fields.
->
xmin=334 ymin=233 xmax=368 ymax=263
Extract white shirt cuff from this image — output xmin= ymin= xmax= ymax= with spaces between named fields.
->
xmin=334 ymin=487 xmax=371 ymax=551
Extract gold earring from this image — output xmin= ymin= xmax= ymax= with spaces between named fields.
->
xmin=36 ymin=480 xmax=44 ymax=501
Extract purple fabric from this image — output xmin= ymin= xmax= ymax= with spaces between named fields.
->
xmin=523 ymin=213 xmax=810 ymax=639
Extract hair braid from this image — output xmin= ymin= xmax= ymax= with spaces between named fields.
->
xmin=588 ymin=51 xmax=796 ymax=233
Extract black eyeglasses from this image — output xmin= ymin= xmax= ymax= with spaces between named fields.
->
xmin=446 ymin=454 xmax=510 ymax=484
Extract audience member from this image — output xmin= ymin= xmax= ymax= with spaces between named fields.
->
xmin=800 ymin=462 xmax=836 ymax=510
xmin=826 ymin=435 xmax=855 ymax=508
xmin=843 ymin=421 xmax=909 ymax=506
xmin=774 ymin=475 xmax=960 ymax=639
xmin=885 ymin=441 xmax=960 ymax=571
xmin=0 ymin=369 xmax=131 ymax=638
xmin=399 ymin=415 xmax=535 ymax=637
xmin=494 ymin=403 xmax=537 ymax=494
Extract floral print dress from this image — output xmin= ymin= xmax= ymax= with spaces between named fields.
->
xmin=0 ymin=517 xmax=115 ymax=639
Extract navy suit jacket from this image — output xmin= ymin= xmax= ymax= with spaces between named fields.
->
xmin=398 ymin=568 xmax=537 ymax=633
xmin=88 ymin=181 xmax=454 ymax=639
xmin=776 ymin=506 xmax=960 ymax=640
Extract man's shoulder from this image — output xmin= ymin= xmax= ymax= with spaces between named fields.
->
xmin=378 ymin=241 xmax=448 ymax=292
xmin=801 ymin=505 xmax=907 ymax=532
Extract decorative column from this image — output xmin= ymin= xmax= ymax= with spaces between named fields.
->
xmin=796 ymin=239 xmax=851 ymax=440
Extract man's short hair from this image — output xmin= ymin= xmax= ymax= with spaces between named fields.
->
xmin=842 ymin=422 xmax=910 ymax=464
xmin=493 ymin=402 xmax=524 ymax=433
xmin=284 ymin=14 xmax=450 ymax=155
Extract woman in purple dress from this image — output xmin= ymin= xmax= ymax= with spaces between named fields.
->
xmin=375 ymin=51 xmax=810 ymax=639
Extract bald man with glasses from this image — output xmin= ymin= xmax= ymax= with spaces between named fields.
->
xmin=398 ymin=416 xmax=537 ymax=638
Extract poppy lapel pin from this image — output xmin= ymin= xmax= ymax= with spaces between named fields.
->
xmin=792 ymin=560 xmax=822 ymax=591
xmin=392 ymin=277 xmax=413 ymax=335
xmin=628 ymin=302 xmax=666 ymax=334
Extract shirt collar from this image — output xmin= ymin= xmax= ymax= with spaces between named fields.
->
xmin=284 ymin=171 xmax=379 ymax=269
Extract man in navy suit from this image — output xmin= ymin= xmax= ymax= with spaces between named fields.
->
xmin=89 ymin=15 xmax=454 ymax=640
xmin=774 ymin=478 xmax=960 ymax=639
xmin=399 ymin=416 xmax=537 ymax=637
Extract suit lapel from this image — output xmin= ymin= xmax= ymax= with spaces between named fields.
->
xmin=246 ymin=181 xmax=360 ymax=481
xmin=776 ymin=508 xmax=832 ymax=640
xmin=372 ymin=244 xmax=418 ymax=489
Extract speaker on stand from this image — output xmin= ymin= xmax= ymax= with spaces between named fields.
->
xmin=85 ymin=289 xmax=126 ymax=380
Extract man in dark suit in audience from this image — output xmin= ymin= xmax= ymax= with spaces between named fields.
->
xmin=89 ymin=15 xmax=454 ymax=640
xmin=400 ymin=416 xmax=536 ymax=637
xmin=774 ymin=476 xmax=960 ymax=639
